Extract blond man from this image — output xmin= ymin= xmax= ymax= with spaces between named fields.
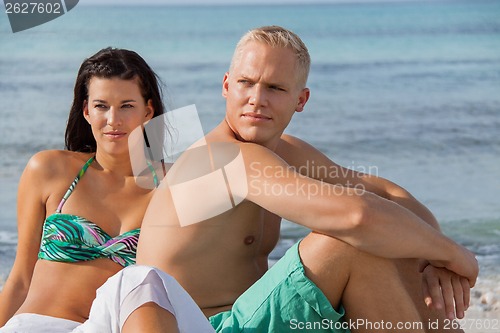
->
xmin=133 ymin=26 xmax=477 ymax=332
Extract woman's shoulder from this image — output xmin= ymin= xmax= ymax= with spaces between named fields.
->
xmin=25 ymin=150 xmax=93 ymax=180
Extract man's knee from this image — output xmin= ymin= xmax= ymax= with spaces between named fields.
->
xmin=299 ymin=232 xmax=401 ymax=275
xmin=298 ymin=232 xmax=360 ymax=308
xmin=299 ymin=232 xmax=416 ymax=294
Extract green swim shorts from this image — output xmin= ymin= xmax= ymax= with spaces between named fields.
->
xmin=209 ymin=241 xmax=350 ymax=332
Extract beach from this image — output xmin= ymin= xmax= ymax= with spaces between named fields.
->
xmin=464 ymin=276 xmax=500 ymax=332
xmin=1 ymin=0 xmax=500 ymax=328
xmin=272 ymin=223 xmax=500 ymax=331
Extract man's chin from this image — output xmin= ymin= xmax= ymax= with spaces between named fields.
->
xmin=240 ymin=134 xmax=275 ymax=148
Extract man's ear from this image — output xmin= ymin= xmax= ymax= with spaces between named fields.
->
xmin=83 ymin=100 xmax=91 ymax=123
xmin=222 ymin=72 xmax=230 ymax=98
xmin=145 ymin=99 xmax=154 ymax=121
xmin=295 ymin=88 xmax=310 ymax=113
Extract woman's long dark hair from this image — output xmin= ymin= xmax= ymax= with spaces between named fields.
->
xmin=65 ymin=47 xmax=165 ymax=152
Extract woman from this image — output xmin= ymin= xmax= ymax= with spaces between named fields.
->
xmin=0 ymin=47 xmax=213 ymax=332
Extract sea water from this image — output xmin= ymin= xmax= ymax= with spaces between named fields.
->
xmin=0 ymin=1 xmax=499 ymax=313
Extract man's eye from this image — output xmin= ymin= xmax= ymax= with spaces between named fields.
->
xmin=238 ymin=80 xmax=251 ymax=85
xmin=270 ymin=86 xmax=285 ymax=91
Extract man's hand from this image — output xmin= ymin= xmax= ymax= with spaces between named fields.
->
xmin=428 ymin=243 xmax=478 ymax=286
xmin=421 ymin=263 xmax=472 ymax=320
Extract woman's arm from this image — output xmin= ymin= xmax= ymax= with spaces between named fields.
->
xmin=0 ymin=152 xmax=53 ymax=325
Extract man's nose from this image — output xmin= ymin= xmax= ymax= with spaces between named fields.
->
xmin=248 ymin=85 xmax=267 ymax=107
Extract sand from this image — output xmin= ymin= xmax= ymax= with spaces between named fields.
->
xmin=463 ymin=275 xmax=500 ymax=333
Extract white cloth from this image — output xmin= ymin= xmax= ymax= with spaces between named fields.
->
xmin=0 ymin=313 xmax=80 ymax=332
xmin=74 ymin=265 xmax=214 ymax=333
xmin=1 ymin=265 xmax=215 ymax=333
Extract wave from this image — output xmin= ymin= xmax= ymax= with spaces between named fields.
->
xmin=311 ymin=58 xmax=500 ymax=74
xmin=0 ymin=230 xmax=17 ymax=246
xmin=0 ymin=231 xmax=17 ymax=287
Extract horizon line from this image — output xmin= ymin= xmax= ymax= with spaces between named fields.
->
xmin=78 ymin=0 xmax=461 ymax=7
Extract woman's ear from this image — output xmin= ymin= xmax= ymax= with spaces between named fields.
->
xmin=83 ymin=100 xmax=91 ymax=124
xmin=146 ymin=99 xmax=154 ymax=120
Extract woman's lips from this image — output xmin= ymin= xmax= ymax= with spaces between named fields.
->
xmin=104 ymin=131 xmax=127 ymax=139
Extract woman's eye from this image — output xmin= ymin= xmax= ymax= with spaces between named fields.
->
xmin=121 ymin=104 xmax=135 ymax=109
xmin=95 ymin=104 xmax=107 ymax=109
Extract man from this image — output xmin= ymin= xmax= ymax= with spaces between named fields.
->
xmin=135 ymin=26 xmax=478 ymax=332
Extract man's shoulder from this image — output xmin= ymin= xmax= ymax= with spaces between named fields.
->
xmin=279 ymin=134 xmax=314 ymax=151
xmin=276 ymin=134 xmax=315 ymax=160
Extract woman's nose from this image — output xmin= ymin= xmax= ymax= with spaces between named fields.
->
xmin=107 ymin=108 xmax=122 ymax=127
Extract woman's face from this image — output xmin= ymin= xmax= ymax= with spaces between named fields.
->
xmin=83 ymin=77 xmax=154 ymax=157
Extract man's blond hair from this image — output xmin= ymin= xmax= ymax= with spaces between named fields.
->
xmin=230 ymin=26 xmax=311 ymax=88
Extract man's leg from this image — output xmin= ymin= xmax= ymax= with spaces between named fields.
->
xmin=395 ymin=259 xmax=465 ymax=332
xmin=299 ymin=232 xmax=464 ymax=333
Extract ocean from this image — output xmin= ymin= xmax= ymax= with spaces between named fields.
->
xmin=1 ymin=0 xmax=499 ymax=315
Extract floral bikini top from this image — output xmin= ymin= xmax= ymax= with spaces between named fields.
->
xmin=38 ymin=156 xmax=159 ymax=267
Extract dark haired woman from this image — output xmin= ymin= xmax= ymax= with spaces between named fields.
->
xmin=0 ymin=48 xmax=212 ymax=332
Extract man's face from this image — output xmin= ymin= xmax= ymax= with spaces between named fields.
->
xmin=222 ymin=41 xmax=309 ymax=149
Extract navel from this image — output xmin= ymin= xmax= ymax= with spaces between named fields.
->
xmin=244 ymin=235 xmax=255 ymax=245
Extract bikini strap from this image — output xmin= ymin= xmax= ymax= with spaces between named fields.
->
xmin=55 ymin=156 xmax=95 ymax=213
xmin=146 ymin=160 xmax=160 ymax=188
xmin=55 ymin=156 xmax=158 ymax=213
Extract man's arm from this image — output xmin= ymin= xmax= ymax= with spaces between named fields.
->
xmin=155 ymin=141 xmax=477 ymax=285
xmin=240 ymin=143 xmax=477 ymax=285
xmin=277 ymin=135 xmax=474 ymax=317
xmin=277 ymin=134 xmax=440 ymax=230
